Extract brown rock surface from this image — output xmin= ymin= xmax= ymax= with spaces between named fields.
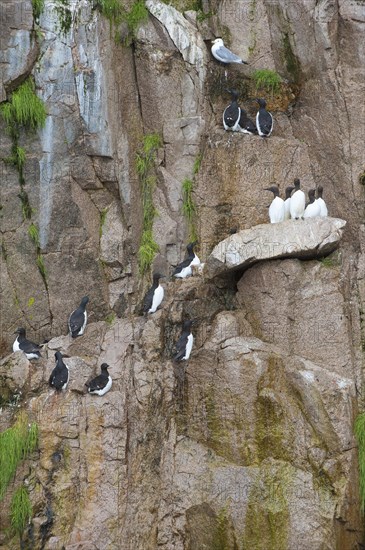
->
xmin=0 ymin=0 xmax=364 ymax=548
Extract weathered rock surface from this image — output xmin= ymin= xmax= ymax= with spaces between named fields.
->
xmin=205 ymin=217 xmax=346 ymax=278
xmin=1 ymin=0 xmax=365 ymax=548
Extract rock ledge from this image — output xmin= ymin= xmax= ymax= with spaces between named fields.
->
xmin=205 ymin=217 xmax=346 ymax=278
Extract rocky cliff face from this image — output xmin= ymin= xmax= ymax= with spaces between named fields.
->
xmin=1 ymin=0 xmax=364 ymax=548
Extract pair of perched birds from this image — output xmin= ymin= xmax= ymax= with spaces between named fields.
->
xmin=223 ymin=91 xmax=273 ymax=137
xmin=13 ymin=296 xmax=111 ymax=396
xmin=265 ymin=179 xmax=328 ymax=223
xmin=13 ymin=295 xmax=90 ymax=359
xmin=142 ymin=241 xmax=200 ymax=314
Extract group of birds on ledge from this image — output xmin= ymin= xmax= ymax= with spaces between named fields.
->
xmin=265 ymin=179 xmax=328 ymax=223
xmin=210 ymin=40 xmax=330 ymax=222
xmin=11 ymin=243 xmax=201 ymax=397
xmin=211 ymin=38 xmax=273 ymax=137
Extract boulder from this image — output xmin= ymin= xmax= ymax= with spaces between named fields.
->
xmin=205 ymin=217 xmax=346 ymax=278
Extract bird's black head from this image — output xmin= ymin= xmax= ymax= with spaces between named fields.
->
xmin=152 ymin=272 xmax=165 ymax=282
xmin=285 ymin=186 xmax=294 ymax=199
xmin=183 ymin=319 xmax=193 ymax=330
xmin=293 ymin=178 xmax=300 ymax=189
xmin=225 ymin=89 xmax=239 ymax=100
xmin=187 ymin=241 xmax=198 ymax=253
xmin=317 ymin=185 xmax=323 ymax=198
xmin=264 ymin=185 xmax=279 ymax=196
xmin=80 ymin=296 xmax=89 ymax=307
xmin=100 ymin=363 xmax=110 ymax=371
xmin=308 ymin=189 xmax=316 ymax=202
xmin=256 ymin=98 xmax=266 ymax=108
xmin=55 ymin=351 xmax=63 ymax=361
xmin=14 ymin=327 xmax=26 ymax=336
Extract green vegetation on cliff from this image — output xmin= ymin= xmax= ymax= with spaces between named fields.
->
xmin=10 ymin=485 xmax=32 ymax=538
xmin=95 ymin=0 xmax=148 ymax=44
xmin=136 ymin=133 xmax=161 ymax=275
xmin=0 ymin=77 xmax=46 ymax=214
xmin=0 ymin=414 xmax=38 ymax=501
xmin=354 ymin=412 xmax=365 ymax=511
xmin=32 ymin=0 xmax=45 ymax=22
xmin=252 ymin=69 xmax=282 ymax=95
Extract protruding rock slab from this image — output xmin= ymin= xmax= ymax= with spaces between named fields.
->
xmin=205 ymin=217 xmax=346 ymax=278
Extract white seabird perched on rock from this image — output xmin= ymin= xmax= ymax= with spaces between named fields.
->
xmin=85 ymin=363 xmax=112 ymax=396
xmin=264 ymin=185 xmax=285 ymax=223
xmin=13 ymin=328 xmax=42 ymax=360
xmin=290 ymin=178 xmax=306 ymax=220
xmin=304 ymin=189 xmax=321 ymax=218
xmin=68 ymin=296 xmax=89 ymax=338
xmin=143 ymin=273 xmax=165 ymax=314
xmin=49 ymin=351 xmax=69 ymax=391
xmin=211 ymin=38 xmax=248 ymax=66
xmin=316 ymin=186 xmax=328 ymax=217
xmin=256 ymin=98 xmax=273 ymax=137
xmin=173 ymin=242 xmax=200 ymax=279
xmin=173 ymin=320 xmax=194 ymax=362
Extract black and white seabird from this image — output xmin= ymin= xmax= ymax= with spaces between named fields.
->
xmin=173 ymin=242 xmax=200 ymax=279
xmin=238 ymin=108 xmax=257 ymax=135
xmin=304 ymin=189 xmax=321 ymax=218
xmin=143 ymin=273 xmax=165 ymax=314
xmin=284 ymin=186 xmax=294 ymax=220
xmin=85 ymin=363 xmax=112 ymax=396
xmin=68 ymin=296 xmax=89 ymax=338
xmin=289 ymin=178 xmax=306 ymax=220
xmin=211 ymin=38 xmax=248 ymax=65
xmin=223 ymin=90 xmax=241 ymax=132
xmin=256 ymin=98 xmax=273 ymax=137
xmin=49 ymin=351 xmax=69 ymax=391
xmin=173 ymin=320 xmax=194 ymax=362
xmin=264 ymin=185 xmax=285 ymax=223
xmin=13 ymin=328 xmax=42 ymax=360
xmin=316 ymin=186 xmax=328 ymax=217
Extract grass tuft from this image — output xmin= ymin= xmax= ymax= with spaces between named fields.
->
xmin=95 ymin=0 xmax=148 ymax=44
xmin=355 ymin=413 xmax=365 ymax=512
xmin=28 ymin=223 xmax=40 ymax=247
xmin=193 ymin=152 xmax=202 ymax=175
xmin=252 ymin=69 xmax=282 ymax=95
xmin=0 ymin=414 xmax=38 ymax=501
xmin=36 ymin=254 xmax=47 ymax=283
xmin=32 ymin=0 xmax=45 ymax=22
xmin=136 ymin=134 xmax=162 ymax=275
xmin=1 ymin=78 xmax=46 ymax=132
xmin=10 ymin=485 xmax=32 ymax=537
xmin=182 ymin=178 xmax=198 ymax=242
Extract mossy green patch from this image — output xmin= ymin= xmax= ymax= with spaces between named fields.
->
xmin=182 ymin=178 xmax=198 ymax=242
xmin=10 ymin=485 xmax=32 ymax=538
xmin=32 ymin=0 xmax=45 ymax=22
xmin=282 ymin=33 xmax=301 ymax=84
xmin=0 ymin=414 xmax=38 ymax=501
xmin=95 ymin=0 xmax=148 ymax=44
xmin=136 ymin=133 xmax=161 ymax=275
xmin=55 ymin=0 xmax=73 ymax=35
xmin=255 ymin=355 xmax=294 ymax=463
xmin=354 ymin=413 xmax=365 ymax=512
xmin=242 ymin=462 xmax=292 ymax=550
xmin=359 ymin=171 xmax=365 ymax=186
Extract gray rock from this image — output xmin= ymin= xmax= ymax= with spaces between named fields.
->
xmin=205 ymin=217 xmax=346 ymax=278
